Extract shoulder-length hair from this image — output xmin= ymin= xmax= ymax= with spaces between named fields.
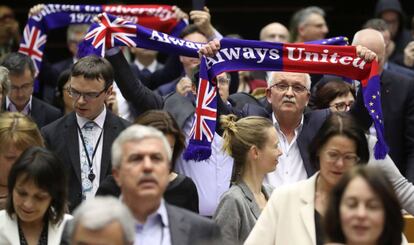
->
xmin=6 ymin=147 xmax=68 ymax=225
xmin=309 ymin=112 xmax=369 ymax=171
xmin=324 ymin=165 xmax=403 ymax=245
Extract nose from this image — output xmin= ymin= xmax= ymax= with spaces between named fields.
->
xmin=323 ymin=25 xmax=329 ymax=34
xmin=334 ymin=157 xmax=345 ymax=168
xmin=356 ymin=204 xmax=367 ymax=218
xmin=22 ymin=198 xmax=34 ymax=210
xmin=142 ymin=156 xmax=154 ymax=171
xmin=77 ymin=94 xmax=87 ymax=104
xmin=285 ymin=86 xmax=295 ymax=96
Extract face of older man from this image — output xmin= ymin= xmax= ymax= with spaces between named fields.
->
xmin=266 ymin=72 xmax=310 ymax=119
xmin=113 ymin=137 xmax=170 ymax=203
xmin=298 ymin=13 xmax=329 ymax=42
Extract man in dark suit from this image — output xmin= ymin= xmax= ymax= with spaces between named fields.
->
xmin=41 ymin=56 xmax=130 ymax=212
xmin=1 ymin=52 xmax=61 ymax=128
xmin=352 ymin=28 xmax=414 ymax=182
xmin=111 ymin=125 xmax=222 ymax=244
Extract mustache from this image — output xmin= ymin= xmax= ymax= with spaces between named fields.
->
xmin=137 ymin=174 xmax=158 ymax=184
xmin=282 ymin=97 xmax=296 ymax=103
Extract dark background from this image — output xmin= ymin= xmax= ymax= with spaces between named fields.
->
xmin=5 ymin=0 xmax=414 ymax=63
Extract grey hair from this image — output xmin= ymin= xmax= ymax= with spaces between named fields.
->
xmin=111 ymin=125 xmax=172 ymax=169
xmin=67 ymin=24 xmax=89 ymax=42
xmin=267 ymin=72 xmax=311 ymax=90
xmin=0 ymin=66 xmax=10 ymax=96
xmin=69 ymin=196 xmax=135 ymax=244
xmin=289 ymin=6 xmax=326 ymax=42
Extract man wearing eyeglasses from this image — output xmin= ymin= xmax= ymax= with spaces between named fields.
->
xmin=41 ymin=55 xmax=130 ymax=212
xmin=1 ymin=52 xmax=61 ymax=128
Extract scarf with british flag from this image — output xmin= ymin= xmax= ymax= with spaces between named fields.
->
xmin=18 ymin=4 xmax=187 ymax=91
xmin=81 ymin=13 xmax=388 ymax=161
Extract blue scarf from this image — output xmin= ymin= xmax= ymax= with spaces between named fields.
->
xmin=81 ymin=13 xmax=388 ymax=160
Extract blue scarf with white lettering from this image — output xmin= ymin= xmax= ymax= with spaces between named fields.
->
xmin=18 ymin=4 xmax=186 ymax=91
xmin=81 ymin=13 xmax=388 ymax=160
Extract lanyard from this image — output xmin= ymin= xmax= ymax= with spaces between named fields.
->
xmin=77 ymin=123 xmax=103 ymax=182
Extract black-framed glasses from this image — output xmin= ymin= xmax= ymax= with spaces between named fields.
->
xmin=270 ymin=83 xmax=308 ymax=93
xmin=330 ymin=101 xmax=354 ymax=112
xmin=68 ymin=87 xmax=107 ymax=101
xmin=10 ymin=82 xmax=33 ymax=93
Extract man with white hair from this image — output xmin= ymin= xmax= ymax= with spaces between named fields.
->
xmin=352 ymin=28 xmax=414 ymax=182
xmin=68 ymin=196 xmax=135 ymax=245
xmin=240 ymin=45 xmax=377 ymax=188
xmin=111 ymin=125 xmax=222 ymax=245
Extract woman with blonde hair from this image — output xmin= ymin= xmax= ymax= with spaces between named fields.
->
xmin=0 ymin=66 xmax=11 ymax=111
xmin=0 ymin=112 xmax=44 ymax=209
xmin=213 ymin=115 xmax=282 ymax=245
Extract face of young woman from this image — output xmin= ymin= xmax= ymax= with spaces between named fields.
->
xmin=340 ymin=176 xmax=385 ymax=245
xmin=256 ymin=126 xmax=282 ymax=173
xmin=13 ymin=175 xmax=52 ymax=225
xmin=318 ymin=135 xmax=358 ymax=188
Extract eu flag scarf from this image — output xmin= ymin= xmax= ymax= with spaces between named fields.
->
xmin=81 ymin=13 xmax=388 ymax=160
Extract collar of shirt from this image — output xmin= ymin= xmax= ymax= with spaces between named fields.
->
xmin=135 ymin=199 xmax=169 ymax=228
xmin=76 ymin=106 xmax=107 ymax=129
xmin=6 ymin=96 xmax=32 ymax=115
xmin=272 ymin=112 xmax=304 ymax=136
xmin=134 ymin=59 xmax=158 ymax=73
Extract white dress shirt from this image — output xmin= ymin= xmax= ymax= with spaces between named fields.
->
xmin=76 ymin=107 xmax=106 ymax=199
xmin=265 ymin=113 xmax=307 ymax=188
xmin=175 ymin=116 xmax=234 ymax=216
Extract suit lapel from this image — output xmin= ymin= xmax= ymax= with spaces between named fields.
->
xmin=167 ymin=205 xmax=190 ymax=245
xmin=237 ymin=182 xmax=261 ymax=219
xmin=100 ymin=112 xmax=117 ymax=181
xmin=30 ymin=98 xmax=45 ymax=127
xmin=299 ymin=173 xmax=318 ymax=245
xmin=65 ymin=113 xmax=81 ymax=183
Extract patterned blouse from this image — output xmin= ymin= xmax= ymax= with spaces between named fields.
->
xmin=18 ymin=220 xmax=48 ymax=245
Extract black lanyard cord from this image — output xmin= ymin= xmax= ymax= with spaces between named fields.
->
xmin=77 ymin=123 xmax=103 ymax=182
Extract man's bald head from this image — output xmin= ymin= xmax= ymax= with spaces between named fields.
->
xmin=260 ymin=22 xmax=290 ymax=43
xmin=352 ymin=29 xmax=386 ymax=71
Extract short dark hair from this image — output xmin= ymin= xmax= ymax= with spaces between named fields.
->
xmin=309 ymin=112 xmax=369 ymax=171
xmin=1 ymin=52 xmax=35 ymax=77
xmin=134 ymin=110 xmax=185 ymax=171
xmin=324 ymin=165 xmax=403 ymax=245
xmin=312 ymin=80 xmax=356 ymax=110
xmin=179 ymin=24 xmax=204 ymax=39
xmin=6 ymin=147 xmax=68 ymax=225
xmin=71 ymin=55 xmax=114 ymax=88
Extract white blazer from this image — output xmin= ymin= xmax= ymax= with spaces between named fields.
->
xmin=0 ymin=210 xmax=72 ymax=245
xmin=245 ymin=173 xmax=319 ymax=245
xmin=245 ymin=172 xmax=408 ymax=245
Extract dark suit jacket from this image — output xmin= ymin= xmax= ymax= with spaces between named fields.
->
xmin=166 ymin=204 xmax=222 ymax=245
xmin=129 ymin=61 xmax=164 ymax=89
xmin=60 ymin=203 xmax=221 ymax=245
xmin=41 ymin=111 xmax=130 ymax=212
xmin=241 ymin=104 xmax=330 ymax=177
xmin=105 ymin=49 xmax=164 ymax=117
xmin=2 ymin=97 xmax=61 ymax=128
xmin=378 ymin=70 xmax=414 ymax=181
xmin=31 ymin=97 xmax=62 ymax=128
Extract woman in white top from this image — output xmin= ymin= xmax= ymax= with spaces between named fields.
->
xmin=0 ymin=147 xmax=71 ymax=245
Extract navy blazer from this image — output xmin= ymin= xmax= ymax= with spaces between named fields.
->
xmin=41 ymin=111 xmax=130 ymax=212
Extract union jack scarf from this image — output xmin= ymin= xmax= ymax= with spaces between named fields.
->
xmin=18 ymin=4 xmax=187 ymax=91
xmin=81 ymin=13 xmax=388 ymax=160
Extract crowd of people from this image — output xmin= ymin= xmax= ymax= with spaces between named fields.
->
xmin=0 ymin=0 xmax=414 ymax=244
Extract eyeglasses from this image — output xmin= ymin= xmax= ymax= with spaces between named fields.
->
xmin=11 ymin=83 xmax=33 ymax=93
xmin=217 ymin=77 xmax=230 ymax=85
xmin=270 ymin=83 xmax=308 ymax=93
xmin=68 ymin=87 xmax=107 ymax=101
xmin=323 ymin=151 xmax=360 ymax=165
xmin=330 ymin=102 xmax=354 ymax=112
